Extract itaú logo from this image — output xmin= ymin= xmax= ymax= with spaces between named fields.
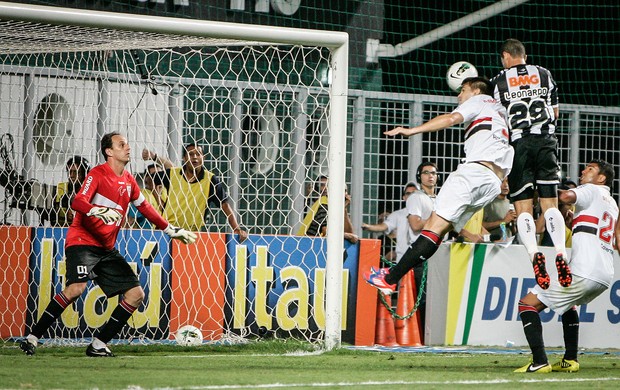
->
xmin=508 ymin=74 xmax=539 ymax=87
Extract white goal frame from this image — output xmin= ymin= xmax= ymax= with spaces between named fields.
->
xmin=0 ymin=1 xmax=349 ymax=350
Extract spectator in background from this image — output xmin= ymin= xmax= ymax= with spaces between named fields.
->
xmin=142 ymin=145 xmax=248 ymax=242
xmin=482 ymin=177 xmax=516 ymax=240
xmin=51 ymin=156 xmax=90 ymax=227
xmin=126 ymin=164 xmax=166 ymax=229
xmin=303 ymin=175 xmax=329 ymax=212
xmin=375 ymin=211 xmax=397 ymax=263
xmin=298 ymin=176 xmax=358 ymax=244
xmin=455 ymin=209 xmax=490 ymax=243
xmin=362 ymin=182 xmax=418 ymax=261
xmin=562 ymin=179 xmax=577 ymax=190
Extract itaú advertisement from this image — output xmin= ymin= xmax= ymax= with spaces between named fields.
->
xmin=28 ymin=228 xmax=172 ymax=339
xmin=426 ymin=243 xmax=620 ymax=348
xmin=224 ymin=235 xmax=380 ymax=345
xmin=22 ymin=228 xmax=379 ymax=344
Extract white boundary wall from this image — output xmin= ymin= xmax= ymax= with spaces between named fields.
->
xmin=427 ymin=243 xmax=620 ymax=348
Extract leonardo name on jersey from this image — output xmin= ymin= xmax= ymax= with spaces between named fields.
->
xmin=503 ymin=87 xmax=548 ymax=101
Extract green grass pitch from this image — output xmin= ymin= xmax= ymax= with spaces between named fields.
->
xmin=1 ymin=341 xmax=619 ymax=389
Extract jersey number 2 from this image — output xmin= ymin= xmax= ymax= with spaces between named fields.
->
xmin=599 ymin=211 xmax=615 ymax=244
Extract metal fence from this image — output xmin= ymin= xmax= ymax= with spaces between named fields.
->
xmin=348 ymin=90 xmax=620 ymax=238
xmin=1 ymin=69 xmax=619 ymax=235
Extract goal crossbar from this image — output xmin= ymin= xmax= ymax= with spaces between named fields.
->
xmin=0 ymin=1 xmax=348 ymax=49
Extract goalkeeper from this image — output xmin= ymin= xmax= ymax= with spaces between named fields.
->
xmin=20 ymin=132 xmax=197 ymax=358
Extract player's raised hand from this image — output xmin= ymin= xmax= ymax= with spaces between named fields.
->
xmin=142 ymin=148 xmax=155 ymax=161
xmin=87 ymin=207 xmax=122 ymax=224
xmin=384 ymin=126 xmax=414 ymax=137
xmin=164 ymin=224 xmax=197 ymax=244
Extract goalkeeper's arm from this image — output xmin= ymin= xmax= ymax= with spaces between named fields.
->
xmin=86 ymin=207 xmax=122 ymax=224
xmin=71 ymin=193 xmax=122 ymax=224
xmin=163 ymin=224 xmax=197 ymax=244
xmin=134 ymin=194 xmax=197 ymax=244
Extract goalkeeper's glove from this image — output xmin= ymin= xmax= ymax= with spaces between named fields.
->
xmin=87 ymin=207 xmax=122 ymax=224
xmin=164 ymin=224 xmax=197 ymax=244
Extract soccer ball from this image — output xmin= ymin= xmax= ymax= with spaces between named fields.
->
xmin=175 ymin=325 xmax=203 ymax=346
xmin=446 ymin=61 xmax=478 ymax=92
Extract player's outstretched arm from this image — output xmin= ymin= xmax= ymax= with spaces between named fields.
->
xmin=361 ymin=222 xmax=388 ymax=232
xmin=133 ymin=193 xmax=196 ymax=244
xmin=386 ymin=113 xmax=463 ymax=138
xmin=558 ymin=189 xmax=577 ymax=205
xmin=164 ymin=224 xmax=197 ymax=244
xmin=384 ymin=126 xmax=416 ymax=137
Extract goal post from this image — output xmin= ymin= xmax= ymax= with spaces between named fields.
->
xmin=0 ymin=1 xmax=348 ymax=350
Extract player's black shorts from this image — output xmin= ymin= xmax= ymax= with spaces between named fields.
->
xmin=508 ymin=134 xmax=560 ymax=201
xmin=65 ymin=245 xmax=140 ymax=298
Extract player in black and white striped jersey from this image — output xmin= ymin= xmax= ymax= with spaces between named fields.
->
xmin=491 ymin=38 xmax=571 ymax=291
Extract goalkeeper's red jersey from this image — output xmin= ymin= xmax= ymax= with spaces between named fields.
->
xmin=66 ymin=162 xmax=167 ymax=250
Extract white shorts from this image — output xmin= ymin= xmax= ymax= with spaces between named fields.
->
xmin=531 ymin=275 xmax=608 ymax=315
xmin=435 ymin=163 xmax=502 ymax=233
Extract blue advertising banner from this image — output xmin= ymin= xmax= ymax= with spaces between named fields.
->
xmin=224 ymin=234 xmax=361 ymax=343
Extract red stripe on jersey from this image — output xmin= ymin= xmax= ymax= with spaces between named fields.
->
xmin=464 ymin=116 xmax=492 ymax=132
xmin=572 ymin=214 xmax=599 ymax=228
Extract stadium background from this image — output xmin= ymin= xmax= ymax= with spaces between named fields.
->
xmin=1 ymin=0 xmax=619 ymax=348
xmin=2 ymin=0 xmax=619 ymax=235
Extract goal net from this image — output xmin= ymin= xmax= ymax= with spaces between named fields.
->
xmin=0 ymin=3 xmax=349 ymax=350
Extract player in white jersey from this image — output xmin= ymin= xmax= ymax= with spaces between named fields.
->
xmin=514 ymin=159 xmax=618 ymax=373
xmin=364 ymin=77 xmax=514 ymax=294
xmin=491 ymin=38 xmax=570 ymax=291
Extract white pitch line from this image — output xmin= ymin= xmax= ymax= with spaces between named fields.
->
xmin=143 ymin=377 xmax=620 ymax=390
xmin=121 ymin=351 xmax=326 ymax=359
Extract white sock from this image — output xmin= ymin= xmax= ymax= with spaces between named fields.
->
xmin=26 ymin=334 xmax=38 ymax=345
xmin=517 ymin=212 xmax=539 ymax=260
xmin=91 ymin=337 xmax=106 ymax=349
xmin=544 ymin=207 xmax=568 ymax=258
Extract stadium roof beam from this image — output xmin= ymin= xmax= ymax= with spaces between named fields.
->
xmin=366 ymin=0 xmax=530 ymax=63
